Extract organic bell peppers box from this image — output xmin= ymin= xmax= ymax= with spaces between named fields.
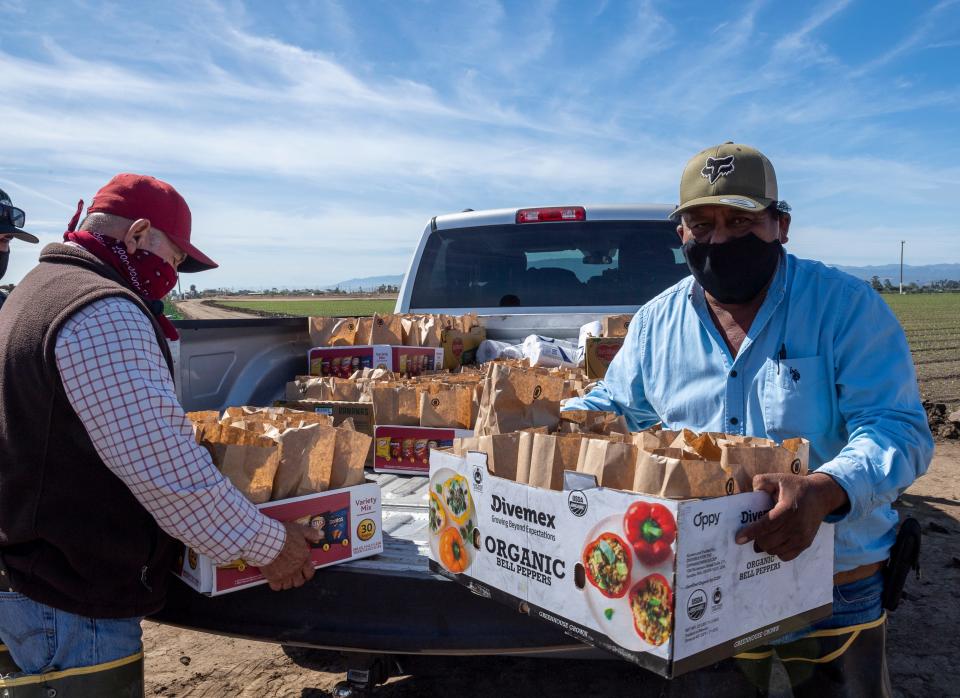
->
xmin=308 ymin=345 xmax=393 ymax=377
xmin=175 ymin=482 xmax=383 ymax=596
xmin=392 ymin=346 xmax=445 ymax=377
xmin=427 ymin=450 xmax=833 ymax=678
xmin=373 ymin=425 xmax=473 ymax=475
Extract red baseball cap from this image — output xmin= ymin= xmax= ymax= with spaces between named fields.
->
xmin=87 ymin=174 xmax=217 ymax=272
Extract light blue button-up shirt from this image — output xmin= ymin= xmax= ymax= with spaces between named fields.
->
xmin=565 ymin=253 xmax=933 ymax=572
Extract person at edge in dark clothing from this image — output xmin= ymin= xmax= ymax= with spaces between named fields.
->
xmin=0 ymin=188 xmax=39 ymax=310
xmin=0 ymin=175 xmax=321 ymax=695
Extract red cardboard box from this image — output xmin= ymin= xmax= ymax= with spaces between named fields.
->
xmin=174 ymin=483 xmax=383 ymax=595
xmin=392 ymin=346 xmax=444 ymax=378
xmin=308 ymin=345 xmax=392 ymax=377
xmin=373 ymin=425 xmax=472 ymax=475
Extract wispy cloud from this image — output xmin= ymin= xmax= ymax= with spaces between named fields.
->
xmin=850 ymin=0 xmax=960 ymax=77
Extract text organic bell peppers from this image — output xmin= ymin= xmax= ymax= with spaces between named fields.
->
xmin=623 ymin=501 xmax=676 ymax=566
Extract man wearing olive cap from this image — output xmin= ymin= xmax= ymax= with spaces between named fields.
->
xmin=0 ymin=175 xmax=320 ymax=694
xmin=0 ymin=188 xmax=40 ymax=310
xmin=567 ymin=143 xmax=931 ymax=695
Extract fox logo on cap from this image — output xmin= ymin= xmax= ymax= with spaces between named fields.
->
xmin=701 ymin=155 xmax=735 ymax=184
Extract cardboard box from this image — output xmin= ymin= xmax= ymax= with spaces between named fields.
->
xmin=276 ymin=400 xmax=375 ymax=466
xmin=308 ymin=345 xmax=392 ymax=377
xmin=277 ymin=400 xmax=374 ymax=433
xmin=373 ymin=425 xmax=473 ymax=475
xmin=175 ymin=482 xmax=383 ymax=596
xmin=392 ymin=346 xmax=445 ymax=378
xmin=427 ymin=450 xmax=833 ymax=677
xmin=441 ymin=326 xmax=486 ymax=369
xmin=585 ymin=337 xmax=625 ymax=380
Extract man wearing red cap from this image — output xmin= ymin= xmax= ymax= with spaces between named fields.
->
xmin=0 ymin=175 xmax=319 ymax=694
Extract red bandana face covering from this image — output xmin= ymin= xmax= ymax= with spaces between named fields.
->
xmin=64 ymin=228 xmax=181 ymax=341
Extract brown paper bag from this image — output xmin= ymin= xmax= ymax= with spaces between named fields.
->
xmin=453 ymin=430 xmax=536 ymax=483
xmin=309 ymin=317 xmax=358 ymax=347
xmin=419 ymin=315 xmax=447 ymax=347
xmin=633 ymin=427 xmax=680 ymax=452
xmin=419 ymin=384 xmax=474 ymax=429
xmin=186 ymin=410 xmax=220 ymax=424
xmin=271 ymin=423 xmax=338 ymax=499
xmin=354 ymin=316 xmax=374 ymax=345
xmin=369 ymin=383 xmax=421 ymax=426
xmin=577 ymin=437 xmax=638 ymax=490
xmin=602 ymin=314 xmax=633 ymax=338
xmin=401 ymin=316 xmax=422 ymax=346
xmin=632 ymin=447 xmax=738 ymax=499
xmin=195 ymin=423 xmax=280 ymax=504
xmin=330 ymin=427 xmax=370 ymax=489
xmin=370 ymin=313 xmax=404 ymax=345
xmin=558 ymin=410 xmax=630 ymax=437
xmin=286 ymin=377 xmax=365 ymax=402
xmin=528 ymin=433 xmax=584 ymax=491
xmin=719 ymin=436 xmax=810 ymax=493
xmin=474 ymin=363 xmax=566 ymax=436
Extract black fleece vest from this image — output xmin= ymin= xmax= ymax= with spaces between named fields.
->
xmin=0 ymin=243 xmax=177 ymax=618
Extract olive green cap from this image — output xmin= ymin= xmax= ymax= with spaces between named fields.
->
xmin=674 ymin=142 xmax=778 ymax=217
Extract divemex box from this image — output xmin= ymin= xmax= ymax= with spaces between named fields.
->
xmin=427 ymin=450 xmax=833 ymax=678
xmin=373 ymin=425 xmax=473 ymax=475
xmin=175 ymin=482 xmax=383 ymax=596
xmin=308 ymin=345 xmax=392 ymax=377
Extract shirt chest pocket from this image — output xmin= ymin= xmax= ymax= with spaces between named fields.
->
xmin=762 ymin=355 xmax=833 ymax=439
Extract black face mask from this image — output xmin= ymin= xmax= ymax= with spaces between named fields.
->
xmin=0 ymin=250 xmax=8 ymax=281
xmin=682 ymin=233 xmax=782 ymax=304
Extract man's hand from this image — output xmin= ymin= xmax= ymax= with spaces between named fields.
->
xmin=259 ymin=522 xmax=322 ymax=591
xmin=735 ymin=473 xmax=848 ymax=562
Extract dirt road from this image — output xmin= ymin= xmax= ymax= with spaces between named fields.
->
xmin=176 ymin=300 xmax=260 ymax=320
xmin=144 ymin=442 xmax=960 ymax=697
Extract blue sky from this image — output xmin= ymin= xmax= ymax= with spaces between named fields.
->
xmin=2 ymin=0 xmax=958 ymax=288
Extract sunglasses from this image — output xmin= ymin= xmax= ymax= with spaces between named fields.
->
xmin=0 ymin=202 xmax=26 ymax=229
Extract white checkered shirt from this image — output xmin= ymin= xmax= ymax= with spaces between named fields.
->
xmin=54 ymin=296 xmax=286 ymax=566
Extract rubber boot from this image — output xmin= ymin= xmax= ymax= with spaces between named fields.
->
xmin=778 ymin=614 xmax=892 ymax=698
xmin=0 ymin=651 xmax=144 ymax=697
xmin=0 ymin=645 xmax=19 ymax=676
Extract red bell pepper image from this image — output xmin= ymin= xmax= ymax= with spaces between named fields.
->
xmin=623 ymin=501 xmax=676 ymax=566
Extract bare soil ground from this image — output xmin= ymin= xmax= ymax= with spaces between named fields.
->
xmin=144 ymin=442 xmax=960 ymax=698
xmin=176 ymin=300 xmax=261 ymax=320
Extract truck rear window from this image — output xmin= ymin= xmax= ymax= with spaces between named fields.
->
xmin=409 ymin=220 xmax=688 ymax=308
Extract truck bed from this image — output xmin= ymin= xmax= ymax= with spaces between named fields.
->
xmin=157 ymin=317 xmax=605 ymax=655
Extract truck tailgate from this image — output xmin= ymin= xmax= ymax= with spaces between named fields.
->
xmin=153 ymin=473 xmax=591 ymax=656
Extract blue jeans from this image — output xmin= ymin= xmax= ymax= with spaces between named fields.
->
xmin=773 ymin=570 xmax=885 ymax=644
xmin=0 ymin=591 xmax=142 ymax=674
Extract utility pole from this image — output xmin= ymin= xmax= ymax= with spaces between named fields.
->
xmin=899 ymin=240 xmax=905 ymax=295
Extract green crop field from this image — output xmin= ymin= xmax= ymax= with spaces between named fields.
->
xmin=163 ymin=299 xmax=183 ymax=320
xmin=884 ymin=293 xmax=960 ymax=406
xmin=216 ymin=298 xmax=397 ymax=317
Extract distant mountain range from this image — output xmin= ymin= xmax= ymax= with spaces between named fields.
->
xmin=329 ymin=264 xmax=960 ymax=292
xmin=331 ymin=274 xmax=404 ymax=291
xmin=832 ymin=263 xmax=960 ymax=285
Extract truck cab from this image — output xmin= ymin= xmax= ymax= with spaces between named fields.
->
xmin=155 ymin=203 xmax=689 ymax=685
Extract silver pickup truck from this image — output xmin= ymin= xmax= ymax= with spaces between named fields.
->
xmin=154 ymin=204 xmax=688 ymax=692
